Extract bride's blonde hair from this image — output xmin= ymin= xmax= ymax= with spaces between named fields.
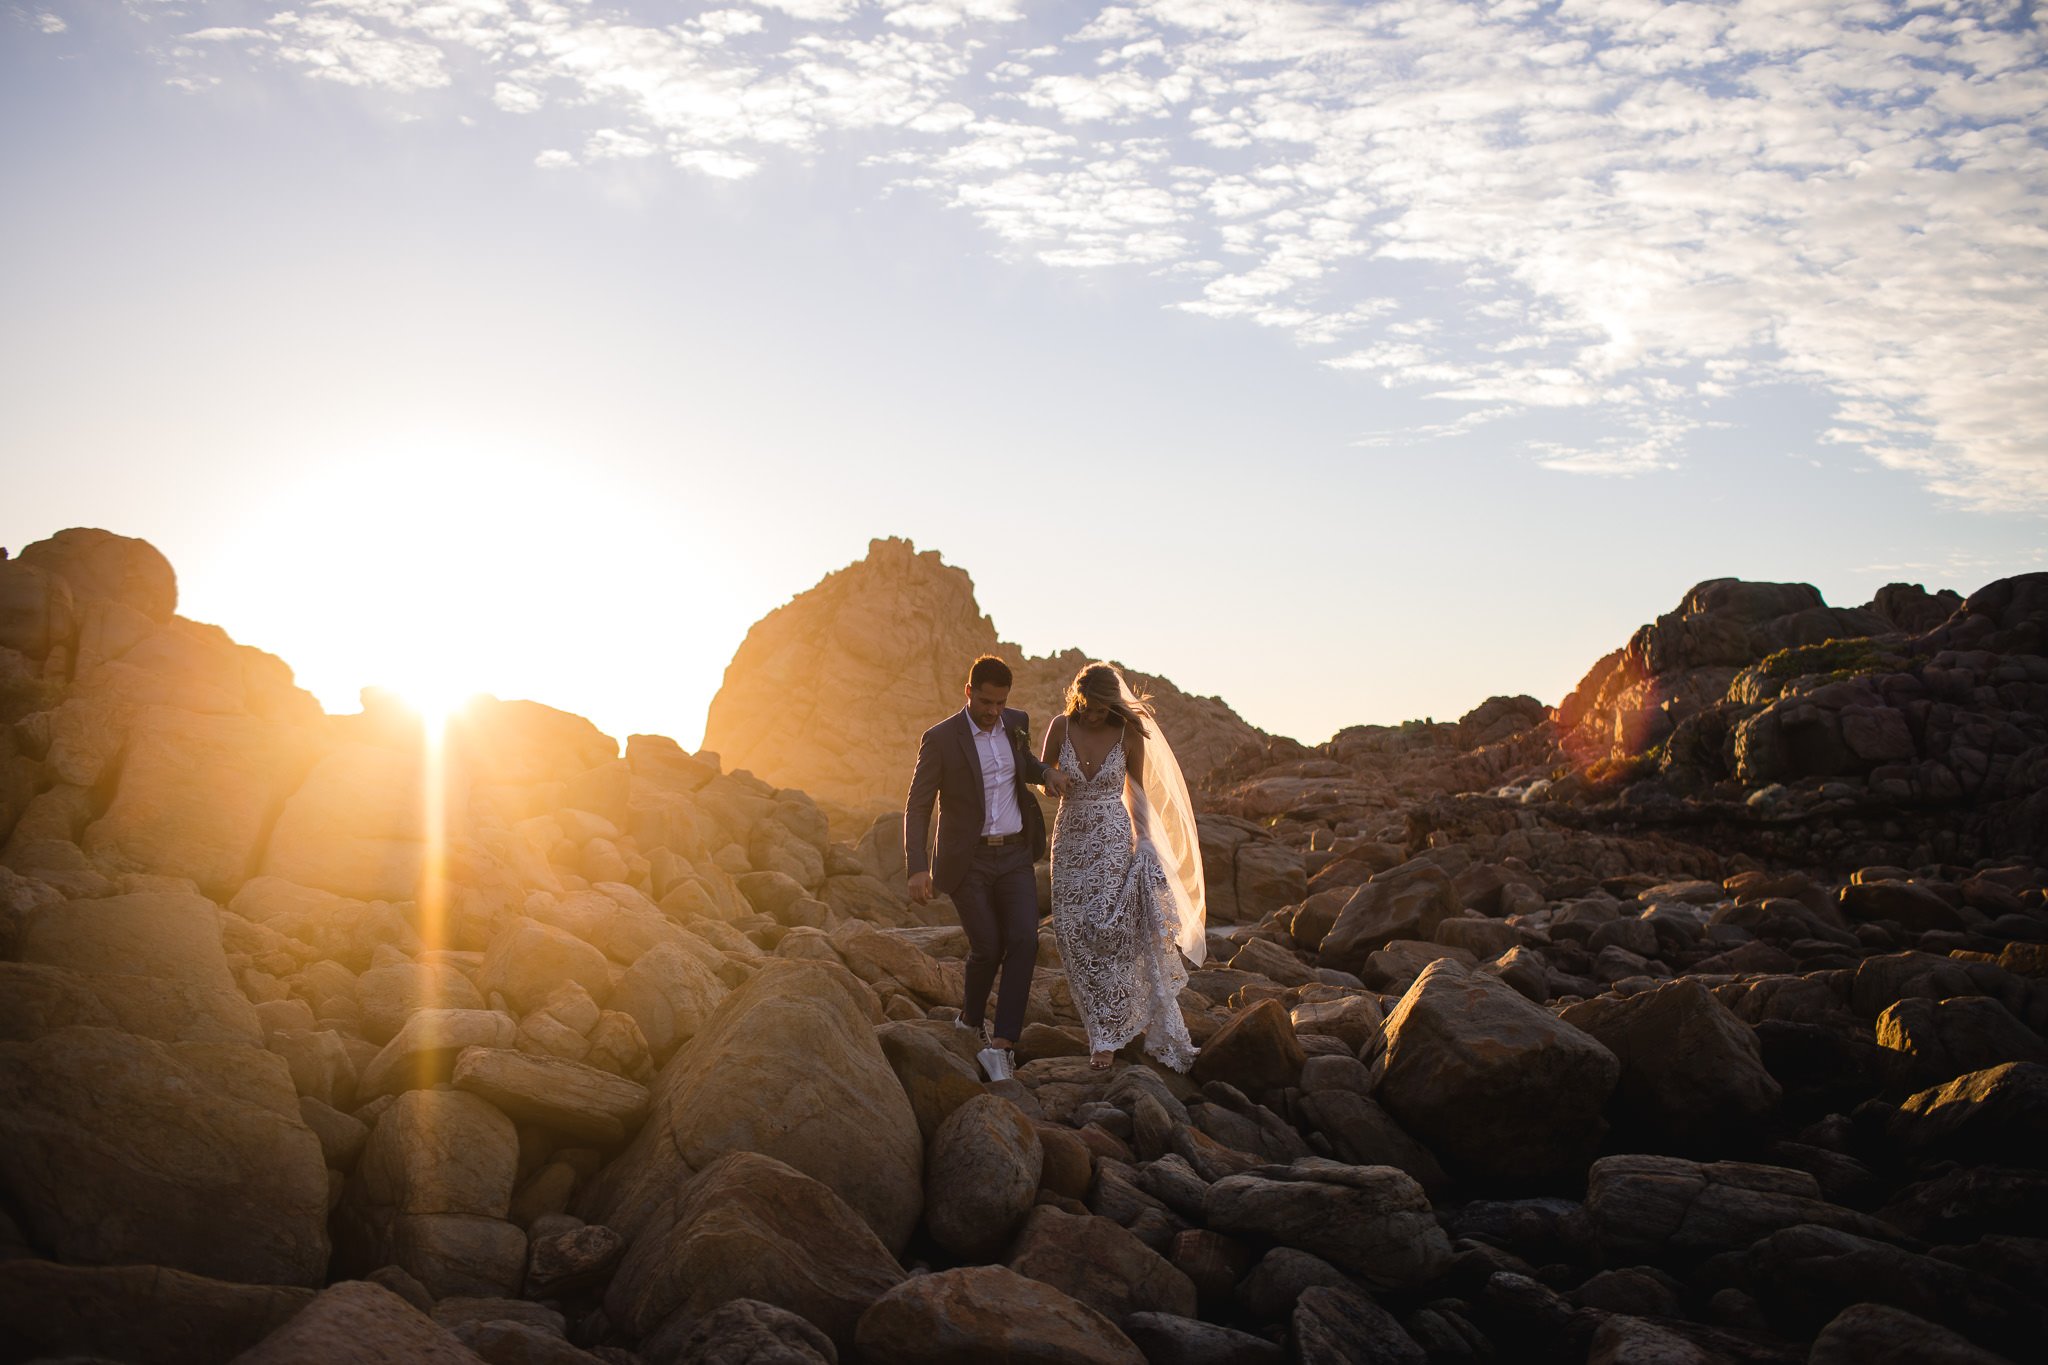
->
xmin=1064 ymin=662 xmax=1152 ymax=728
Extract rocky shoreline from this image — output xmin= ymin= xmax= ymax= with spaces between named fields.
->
xmin=2 ymin=528 xmax=2044 ymax=1364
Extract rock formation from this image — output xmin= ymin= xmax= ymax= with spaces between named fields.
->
xmin=702 ymin=536 xmax=1265 ymax=820
xmin=2 ymin=526 xmax=2045 ymax=1364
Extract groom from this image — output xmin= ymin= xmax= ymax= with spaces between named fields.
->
xmin=905 ymin=654 xmax=1069 ymax=1081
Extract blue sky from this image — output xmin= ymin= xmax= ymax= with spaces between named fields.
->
xmin=3 ymin=0 xmax=2044 ymax=748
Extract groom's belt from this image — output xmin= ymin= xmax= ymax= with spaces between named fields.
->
xmin=976 ymin=832 xmax=1026 ymax=846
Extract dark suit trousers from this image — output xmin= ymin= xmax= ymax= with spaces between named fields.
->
xmin=952 ymin=841 xmax=1038 ymax=1042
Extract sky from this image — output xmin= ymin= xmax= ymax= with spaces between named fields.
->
xmin=3 ymin=0 xmax=2044 ymax=750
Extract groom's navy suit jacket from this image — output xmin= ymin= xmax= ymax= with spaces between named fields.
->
xmin=904 ymin=707 xmax=1052 ymax=896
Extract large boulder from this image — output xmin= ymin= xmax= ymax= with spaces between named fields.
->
xmin=451 ymin=1046 xmax=650 ymax=1145
xmin=1559 ymin=978 xmax=1780 ymax=1150
xmin=16 ymin=890 xmax=239 ymax=995
xmin=640 ymin=1296 xmax=838 ymax=1365
xmin=1742 ymin=1223 xmax=2032 ymax=1354
xmin=9 ymin=889 xmax=262 ymax=1045
xmin=1191 ymin=998 xmax=1307 ymax=1094
xmin=1289 ymin=994 xmax=1384 ymax=1053
xmin=578 ymin=960 xmax=923 ymax=1256
xmin=1586 ymin=1154 xmax=1900 ymax=1262
xmin=352 ymin=1089 xmax=518 ymax=1219
xmin=1888 ymin=1062 xmax=2048 ymax=1167
xmin=1875 ymin=997 xmax=2048 ymax=1091
xmin=261 ymin=743 xmax=431 ymax=902
xmin=228 ymin=877 xmax=421 ymax=972
xmin=1006 ymin=1205 xmax=1199 ymax=1321
xmin=1839 ymin=880 xmax=1969 ymax=934
xmin=0 ymin=959 xmax=259 ymax=1046
xmin=1292 ymin=1286 xmax=1426 ymax=1365
xmin=229 ymin=1279 xmax=488 ymax=1363
xmin=83 ymin=707 xmax=316 ymax=896
xmin=1809 ymin=1303 xmax=2010 ymax=1364
xmin=853 ymin=1264 xmax=1146 ymax=1365
xmin=604 ymin=1151 xmax=904 ymax=1354
xmin=336 ymin=1089 xmax=525 ymax=1298
xmin=0 ymin=1259 xmax=314 ymax=1365
xmin=1376 ymin=960 xmax=1618 ymax=1187
xmin=357 ymin=961 xmax=487 ymax=1045
xmin=607 ymin=940 xmax=729 ymax=1064
xmin=0 ymin=1024 xmax=330 ymax=1285
xmin=925 ymin=1094 xmax=1041 ymax=1259
xmin=1295 ymin=1090 xmax=1448 ymax=1192
xmin=477 ymin=919 xmax=613 ymax=1015
xmin=1123 ymin=1313 xmax=1284 ymax=1365
xmin=15 ymin=527 xmax=177 ymax=623
xmin=1202 ymin=1161 xmax=1451 ymax=1288
xmin=358 ymin=1008 xmax=517 ymax=1099
xmin=1318 ymin=864 xmax=1463 ymax=972
xmin=875 ymin=1019 xmax=985 ymax=1143
xmin=830 ymin=920 xmax=958 ymax=1007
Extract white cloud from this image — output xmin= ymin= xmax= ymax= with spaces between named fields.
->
xmin=585 ymin=128 xmax=657 ymax=159
xmin=749 ymin=0 xmax=861 ymax=21
xmin=879 ymin=0 xmax=1023 ymax=32
xmin=140 ymin=0 xmax=2048 ymax=509
xmin=676 ymin=148 xmax=760 ymax=179
xmin=1531 ymin=439 xmax=1678 ymax=476
xmin=35 ymin=11 xmax=66 ymax=34
xmin=534 ymin=148 xmax=576 ymax=169
xmin=268 ymin=13 xmax=449 ymax=91
xmin=699 ymin=10 xmax=766 ymax=40
xmin=493 ymin=81 xmax=542 ymax=113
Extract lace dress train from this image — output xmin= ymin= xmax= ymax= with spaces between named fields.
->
xmin=1051 ymin=734 xmax=1199 ymax=1072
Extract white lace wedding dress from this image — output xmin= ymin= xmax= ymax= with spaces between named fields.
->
xmin=1051 ymin=732 xmax=1199 ymax=1072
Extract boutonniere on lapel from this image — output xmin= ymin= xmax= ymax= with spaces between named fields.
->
xmin=1007 ymin=724 xmax=1029 ymax=752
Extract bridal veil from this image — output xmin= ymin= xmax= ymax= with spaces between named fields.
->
xmin=1112 ymin=668 xmax=1208 ymax=966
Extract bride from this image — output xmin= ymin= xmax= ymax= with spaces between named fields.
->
xmin=1040 ymin=663 xmax=1207 ymax=1072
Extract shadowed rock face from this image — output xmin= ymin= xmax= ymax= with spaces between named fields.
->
xmin=603 ymin=1150 xmax=904 ymax=1353
xmin=577 ymin=957 xmax=924 ymax=1257
xmin=1377 ymin=959 xmax=1620 ymax=1187
xmin=0 ymin=1024 xmax=331 ymax=1286
xmin=701 ymin=536 xmax=1265 ymax=817
xmin=5 ymin=526 xmax=2048 ymax=1365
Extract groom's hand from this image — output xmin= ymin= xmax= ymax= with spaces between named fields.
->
xmin=908 ymin=871 xmax=933 ymax=903
xmin=1045 ymin=768 xmax=1072 ymax=797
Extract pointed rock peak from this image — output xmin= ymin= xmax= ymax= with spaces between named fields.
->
xmin=704 ymin=541 xmax=1264 ymax=817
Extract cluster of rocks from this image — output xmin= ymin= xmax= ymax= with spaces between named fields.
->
xmin=1547 ymin=574 xmax=2048 ymax=867
xmin=2 ymin=529 xmax=2044 ymax=1364
xmin=701 ymin=536 xmax=1266 ymax=822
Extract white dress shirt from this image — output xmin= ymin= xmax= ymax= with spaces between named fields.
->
xmin=966 ymin=709 xmax=1025 ymax=837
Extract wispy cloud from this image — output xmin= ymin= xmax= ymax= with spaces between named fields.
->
xmin=127 ymin=0 xmax=2048 ymax=508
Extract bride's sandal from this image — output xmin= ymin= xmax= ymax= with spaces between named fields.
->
xmin=1089 ymin=1050 xmax=1115 ymax=1071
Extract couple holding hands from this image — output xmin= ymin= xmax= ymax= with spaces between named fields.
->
xmin=905 ymin=655 xmax=1205 ymax=1081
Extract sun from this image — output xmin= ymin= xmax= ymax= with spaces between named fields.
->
xmin=388 ymin=673 xmax=483 ymax=734
xmin=201 ymin=432 xmax=741 ymax=753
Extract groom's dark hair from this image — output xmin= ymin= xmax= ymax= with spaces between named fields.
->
xmin=968 ymin=655 xmax=1013 ymax=689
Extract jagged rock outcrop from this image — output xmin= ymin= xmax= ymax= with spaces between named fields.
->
xmin=702 ymin=537 xmax=1265 ymax=816
xmin=1540 ymin=572 xmax=2048 ymax=868
xmin=1556 ymin=578 xmax=1899 ymax=762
